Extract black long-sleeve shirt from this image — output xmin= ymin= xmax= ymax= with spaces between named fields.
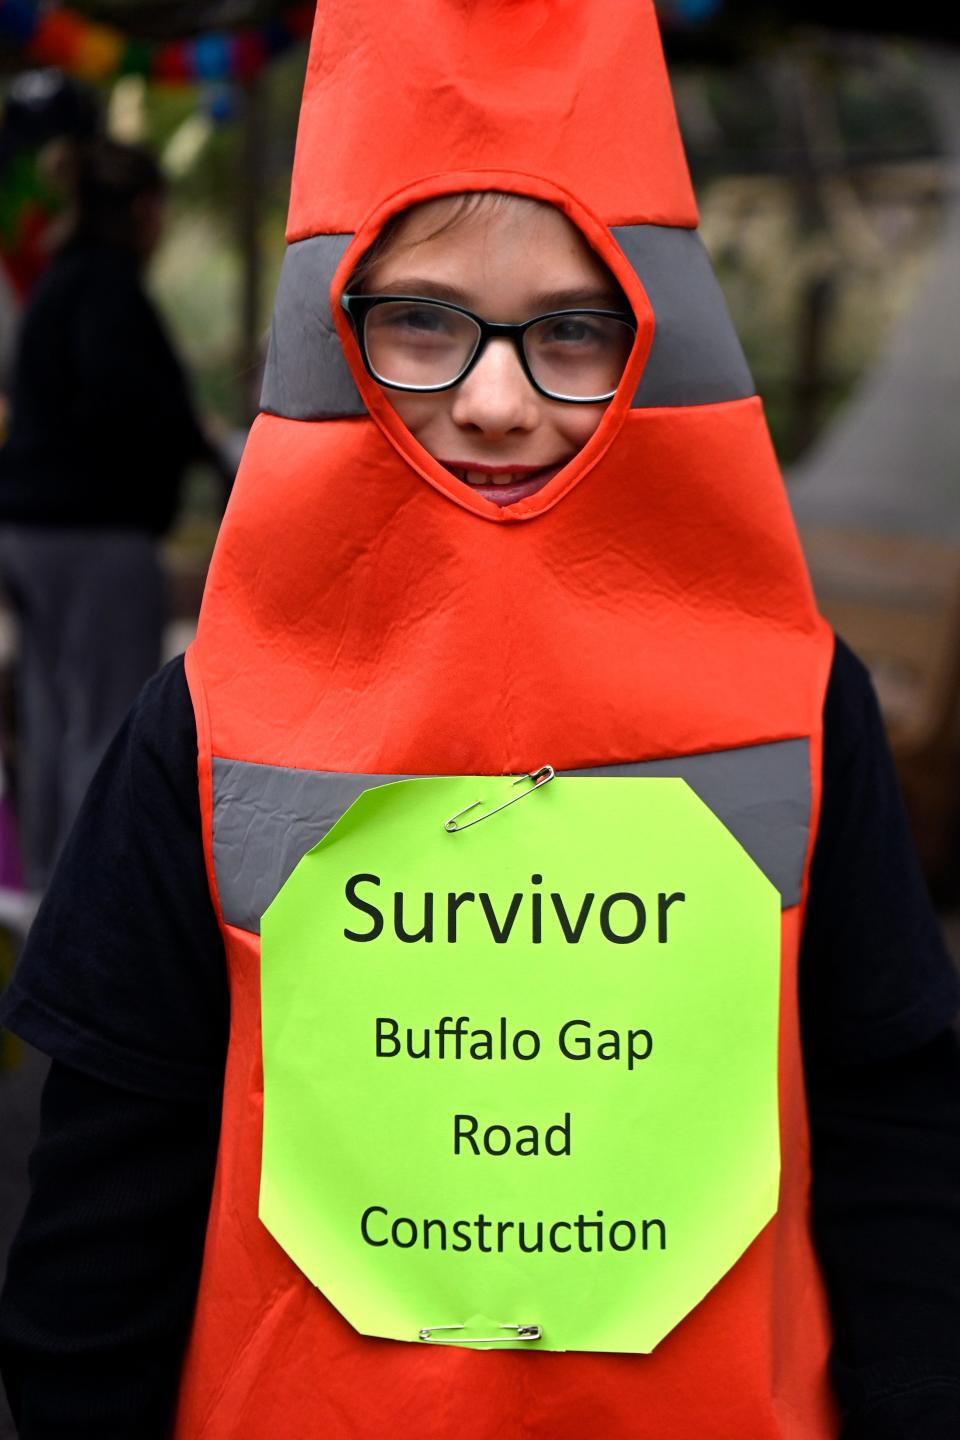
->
xmin=0 ymin=641 xmax=958 ymax=1437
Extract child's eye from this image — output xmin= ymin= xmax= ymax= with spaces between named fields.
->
xmin=398 ymin=306 xmax=447 ymax=332
xmin=364 ymin=301 xmax=477 ymax=385
xmin=378 ymin=303 xmax=458 ymax=339
xmin=540 ymin=317 xmax=598 ymax=346
xmin=526 ymin=313 xmax=635 ymax=396
xmin=529 ymin=314 xmax=627 ymax=362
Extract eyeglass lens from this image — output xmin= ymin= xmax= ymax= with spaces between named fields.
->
xmin=362 ymin=300 xmax=634 ymax=400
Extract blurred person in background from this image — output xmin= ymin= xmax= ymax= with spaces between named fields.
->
xmin=0 ymin=69 xmax=101 ymax=319
xmin=0 ymin=136 xmax=225 ymax=891
xmin=0 ymin=71 xmax=102 ymax=426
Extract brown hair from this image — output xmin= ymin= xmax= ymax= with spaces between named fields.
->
xmin=348 ymin=191 xmax=551 ymax=292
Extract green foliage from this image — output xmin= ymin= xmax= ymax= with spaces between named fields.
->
xmin=143 ymin=43 xmax=306 ymax=434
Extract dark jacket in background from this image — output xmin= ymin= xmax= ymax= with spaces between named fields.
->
xmin=0 ymin=239 xmax=208 ymax=536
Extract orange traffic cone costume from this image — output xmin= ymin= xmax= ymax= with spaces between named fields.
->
xmin=177 ymin=1 xmax=836 ymax=1434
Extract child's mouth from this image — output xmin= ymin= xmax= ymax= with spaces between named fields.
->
xmin=443 ymin=462 xmax=566 ymax=508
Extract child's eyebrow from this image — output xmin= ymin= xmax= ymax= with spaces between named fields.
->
xmin=528 ymin=286 xmax=627 ymax=311
xmin=369 ymin=278 xmax=470 ymax=303
xmin=364 ymin=278 xmax=627 ymax=312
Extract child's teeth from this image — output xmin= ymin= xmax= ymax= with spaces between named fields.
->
xmin=456 ymin=468 xmax=545 ymax=487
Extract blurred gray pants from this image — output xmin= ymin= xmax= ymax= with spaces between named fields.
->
xmin=0 ymin=527 xmax=164 ymax=889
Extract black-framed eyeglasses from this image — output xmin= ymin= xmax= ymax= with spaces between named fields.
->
xmin=341 ymin=293 xmax=637 ymax=404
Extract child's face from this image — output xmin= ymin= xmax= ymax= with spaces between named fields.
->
xmin=359 ymin=198 xmax=628 ymax=508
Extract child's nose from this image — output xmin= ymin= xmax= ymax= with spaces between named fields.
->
xmin=450 ymin=339 xmax=540 ymax=436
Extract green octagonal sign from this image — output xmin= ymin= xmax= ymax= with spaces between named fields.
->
xmin=260 ymin=776 xmax=781 ymax=1354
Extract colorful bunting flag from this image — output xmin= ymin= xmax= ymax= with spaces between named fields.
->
xmin=0 ymin=1 xmax=316 ymax=86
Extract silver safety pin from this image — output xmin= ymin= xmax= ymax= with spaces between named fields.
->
xmin=444 ymin=766 xmax=555 ymax=833
xmin=418 ymin=1323 xmax=542 ymax=1343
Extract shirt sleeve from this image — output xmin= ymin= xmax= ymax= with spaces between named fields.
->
xmin=800 ymin=637 xmax=960 ymax=1065
xmin=802 ymin=637 xmax=960 ymax=1437
xmin=0 ymin=1061 xmax=220 ymax=1439
xmin=809 ymin=1027 xmax=960 ymax=1440
xmin=0 ymin=655 xmax=228 ymax=1100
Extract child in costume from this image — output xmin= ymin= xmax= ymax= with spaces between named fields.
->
xmin=1 ymin=3 xmax=959 ymax=1437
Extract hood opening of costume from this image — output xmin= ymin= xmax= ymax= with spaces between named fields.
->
xmin=178 ymin=2 xmax=837 ymax=1434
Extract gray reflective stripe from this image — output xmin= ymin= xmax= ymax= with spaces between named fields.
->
xmin=260 ymin=234 xmax=362 ymax=420
xmin=259 ymin=225 xmax=754 ymax=422
xmin=212 ymin=740 xmax=809 ymax=933
xmin=612 ymin=226 xmax=755 ymax=407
